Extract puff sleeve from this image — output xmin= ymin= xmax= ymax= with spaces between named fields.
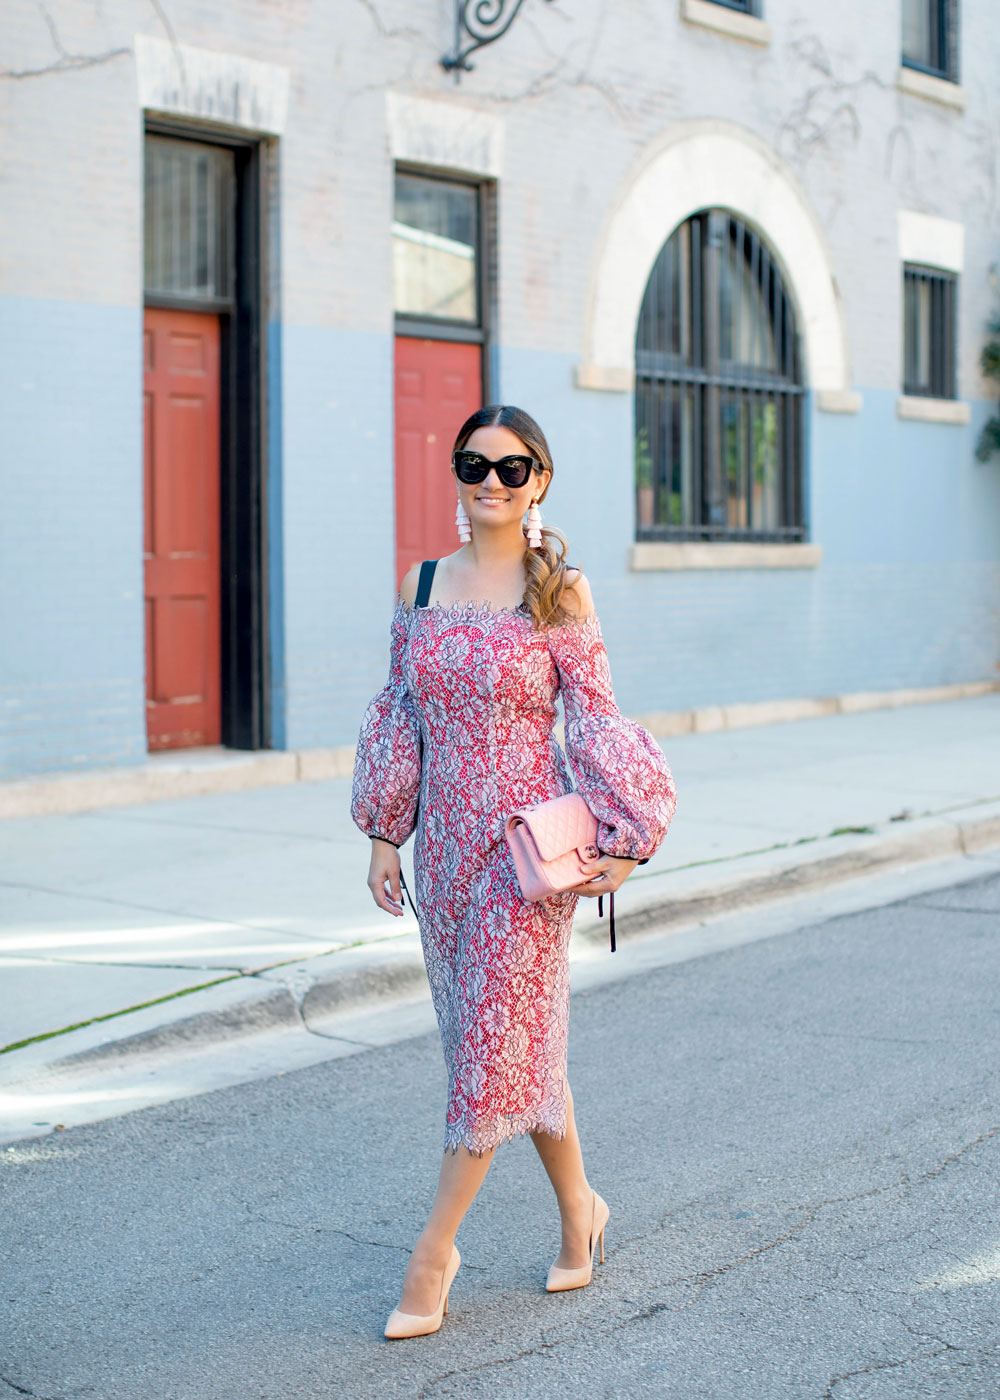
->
xmin=350 ymin=602 xmax=423 ymax=848
xmin=548 ymin=610 xmax=677 ymax=863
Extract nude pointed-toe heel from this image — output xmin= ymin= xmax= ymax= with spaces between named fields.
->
xmin=546 ymin=1190 xmax=610 ymax=1292
xmin=384 ymin=1246 xmax=461 ymax=1339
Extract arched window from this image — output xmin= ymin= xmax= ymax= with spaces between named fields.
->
xmin=634 ymin=209 xmax=804 ymax=541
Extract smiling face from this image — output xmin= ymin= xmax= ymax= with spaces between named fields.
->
xmin=452 ymin=424 xmax=552 ymax=535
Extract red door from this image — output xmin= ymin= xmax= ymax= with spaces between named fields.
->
xmin=394 ymin=337 xmax=482 ymax=589
xmin=143 ymin=308 xmax=222 ymax=751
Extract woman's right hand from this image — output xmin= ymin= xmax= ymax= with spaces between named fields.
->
xmin=368 ymin=837 xmax=405 ymax=916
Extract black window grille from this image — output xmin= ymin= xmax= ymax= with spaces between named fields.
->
xmin=634 ymin=209 xmax=804 ymax=543
xmin=144 ymin=135 xmax=235 ymax=305
xmin=902 ymin=0 xmax=957 ymax=82
xmin=903 ymin=265 xmax=957 ymax=399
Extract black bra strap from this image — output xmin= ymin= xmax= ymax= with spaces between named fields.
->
xmin=414 ymin=559 xmax=438 ymax=609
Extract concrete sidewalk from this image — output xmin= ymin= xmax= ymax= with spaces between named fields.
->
xmin=1 ymin=693 xmax=999 ymax=1088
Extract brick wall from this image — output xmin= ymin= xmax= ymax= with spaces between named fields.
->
xmin=1 ymin=0 xmax=998 ymax=777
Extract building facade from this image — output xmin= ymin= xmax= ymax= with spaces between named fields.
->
xmin=2 ymin=0 xmax=999 ymax=781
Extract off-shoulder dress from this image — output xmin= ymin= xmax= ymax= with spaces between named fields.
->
xmin=351 ymin=563 xmax=677 ymax=1155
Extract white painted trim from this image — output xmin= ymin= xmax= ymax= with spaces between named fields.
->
xmin=680 ymin=0 xmax=771 ymax=46
xmin=816 ymin=389 xmax=863 ymax=414
xmin=635 ymin=680 xmax=999 ymax=739
xmin=628 ymin=542 xmax=823 ymax=571
xmin=385 ymin=94 xmax=504 ymax=178
xmin=898 ymin=210 xmax=964 ymax=273
xmin=896 ymin=65 xmax=967 ymax=110
xmin=134 ymin=34 xmax=290 ymax=133
xmin=579 ymin=120 xmax=849 ymax=394
xmin=897 ymin=396 xmax=971 ymax=424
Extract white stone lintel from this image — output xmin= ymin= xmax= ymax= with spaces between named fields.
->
xmin=629 ymin=542 xmax=823 ymax=571
xmin=681 ymin=0 xmax=771 ymax=46
xmin=134 ymin=34 xmax=290 ymax=133
xmin=386 ymin=93 xmax=504 ymax=178
xmin=898 ymin=210 xmax=964 ymax=273
xmin=897 ymin=396 xmax=971 ymax=424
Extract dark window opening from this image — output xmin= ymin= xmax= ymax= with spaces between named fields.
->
xmin=634 ymin=209 xmax=804 ymax=543
xmin=903 ymin=265 xmax=957 ymax=399
xmin=393 ymin=170 xmax=480 ymax=327
xmin=144 ymin=137 xmax=236 ymax=308
xmin=902 ymin=0 xmax=958 ymax=82
xmin=705 ymin=0 xmax=758 ymax=13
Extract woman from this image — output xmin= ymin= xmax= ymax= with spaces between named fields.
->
xmin=351 ymin=404 xmax=677 ymax=1339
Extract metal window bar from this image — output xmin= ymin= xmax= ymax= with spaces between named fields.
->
xmin=902 ymin=265 xmax=957 ymax=399
xmin=635 ymin=209 xmax=804 ymax=542
xmin=144 ymin=135 xmax=235 ymax=304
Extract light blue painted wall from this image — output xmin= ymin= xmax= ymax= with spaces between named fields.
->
xmin=275 ymin=322 xmax=396 ymax=753
xmin=2 ymin=308 xmax=997 ymax=782
xmin=0 ymin=296 xmax=147 ymax=778
xmin=494 ymin=347 xmax=1000 ymax=717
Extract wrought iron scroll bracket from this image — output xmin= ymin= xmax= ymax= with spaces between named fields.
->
xmin=441 ymin=0 xmax=555 ymax=79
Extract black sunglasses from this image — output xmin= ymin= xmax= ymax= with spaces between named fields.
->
xmin=452 ymin=449 xmax=544 ymax=489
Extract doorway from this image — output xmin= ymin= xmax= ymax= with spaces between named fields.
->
xmin=392 ymin=167 xmax=494 ymax=587
xmin=142 ymin=128 xmax=269 ymax=752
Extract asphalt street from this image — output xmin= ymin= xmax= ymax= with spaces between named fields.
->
xmin=2 ymin=869 xmax=998 ymax=1400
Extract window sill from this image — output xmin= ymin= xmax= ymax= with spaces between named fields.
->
xmin=574 ymin=363 xmax=634 ymax=392
xmin=816 ymin=389 xmax=863 ymax=414
xmin=629 ymin=542 xmax=822 ymax=571
xmin=680 ymin=0 xmax=771 ymax=46
xmin=897 ymin=395 xmax=970 ymax=424
xmin=897 ymin=66 xmax=966 ymax=110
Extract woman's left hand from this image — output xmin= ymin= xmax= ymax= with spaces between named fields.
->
xmin=567 ymin=853 xmax=638 ymax=897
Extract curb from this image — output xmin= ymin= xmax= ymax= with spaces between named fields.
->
xmin=3 ymin=798 xmax=999 ymax=1088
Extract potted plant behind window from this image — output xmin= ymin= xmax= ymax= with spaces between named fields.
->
xmin=635 ymin=425 xmax=655 ymax=528
xmin=975 ymin=314 xmax=1000 ymax=462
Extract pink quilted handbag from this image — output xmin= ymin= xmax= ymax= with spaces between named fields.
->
xmin=504 ymin=791 xmax=618 ymax=951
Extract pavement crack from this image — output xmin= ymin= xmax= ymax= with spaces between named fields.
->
xmin=417 ymin=1335 xmax=569 ymax=1397
xmin=820 ymin=1347 xmax=952 ymax=1398
xmin=918 ymin=1123 xmax=1000 ymax=1181
xmin=258 ymin=969 xmax=378 ymax=1049
xmin=0 ymin=1374 xmax=63 ymax=1400
xmin=0 ymin=875 xmax=332 ymax=946
xmin=0 ymin=952 xmax=248 ymax=973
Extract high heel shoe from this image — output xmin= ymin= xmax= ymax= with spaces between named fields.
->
xmin=546 ymin=1190 xmax=610 ymax=1292
xmin=384 ymin=1245 xmax=461 ymax=1339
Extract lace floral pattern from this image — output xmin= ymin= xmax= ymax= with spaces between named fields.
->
xmin=351 ymin=597 xmax=677 ymax=1154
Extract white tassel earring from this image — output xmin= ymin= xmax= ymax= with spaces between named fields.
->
xmin=456 ymin=496 xmax=472 ymax=543
xmin=526 ymin=499 xmax=543 ymax=549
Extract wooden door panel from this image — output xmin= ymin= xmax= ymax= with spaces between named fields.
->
xmin=167 ymin=396 xmax=212 ymax=553
xmin=143 ymin=307 xmax=221 ymax=750
xmin=393 ymin=337 xmax=482 ymax=589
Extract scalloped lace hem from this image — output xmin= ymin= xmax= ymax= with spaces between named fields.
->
xmin=443 ymin=1107 xmax=568 ymax=1157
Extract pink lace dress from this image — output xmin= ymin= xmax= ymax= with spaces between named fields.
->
xmin=351 ymin=593 xmax=677 ymax=1155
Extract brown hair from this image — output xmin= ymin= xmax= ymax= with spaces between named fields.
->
xmin=451 ymin=404 xmax=580 ymax=630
